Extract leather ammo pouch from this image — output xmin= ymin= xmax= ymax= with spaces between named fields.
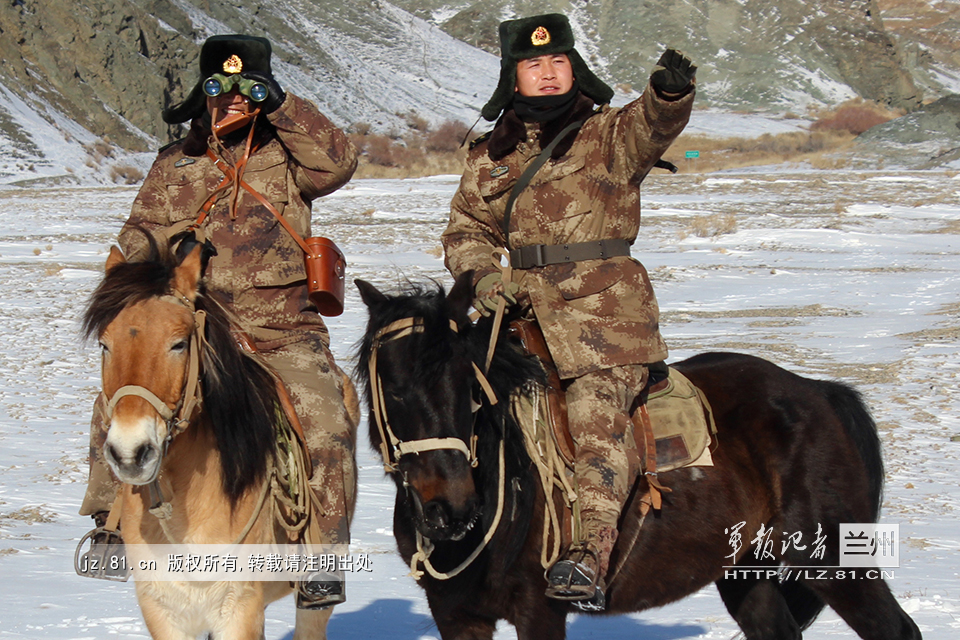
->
xmin=303 ymin=236 xmax=346 ymax=317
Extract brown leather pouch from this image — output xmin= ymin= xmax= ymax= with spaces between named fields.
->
xmin=304 ymin=236 xmax=346 ymax=317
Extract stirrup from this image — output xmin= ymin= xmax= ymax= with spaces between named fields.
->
xmin=74 ymin=526 xmax=131 ymax=582
xmin=544 ymin=545 xmax=606 ymax=611
xmin=296 ymin=569 xmax=345 ymax=610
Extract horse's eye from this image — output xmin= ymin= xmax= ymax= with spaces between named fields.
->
xmin=99 ymin=341 xmax=109 ymax=354
xmin=170 ymin=340 xmax=189 ymax=353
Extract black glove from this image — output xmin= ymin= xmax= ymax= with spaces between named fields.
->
xmin=242 ymin=71 xmax=286 ymax=114
xmin=651 ymin=49 xmax=696 ymax=95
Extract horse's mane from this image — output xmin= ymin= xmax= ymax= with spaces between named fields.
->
xmin=355 ymin=280 xmax=541 ymax=417
xmin=83 ymin=234 xmax=277 ymax=504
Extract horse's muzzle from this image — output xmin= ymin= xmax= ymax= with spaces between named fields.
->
xmin=104 ymin=435 xmax=162 ymax=485
xmin=415 ymin=494 xmax=482 ymax=542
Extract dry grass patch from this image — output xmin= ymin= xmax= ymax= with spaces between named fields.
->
xmin=680 ymin=213 xmax=737 ymax=238
xmin=0 ymin=505 xmax=56 ymax=525
xmin=351 ymin=118 xmax=471 ymax=178
xmin=668 ymin=130 xmax=854 ymax=173
xmin=808 ymin=98 xmax=903 ymax=135
xmin=109 ymin=164 xmax=144 ymax=185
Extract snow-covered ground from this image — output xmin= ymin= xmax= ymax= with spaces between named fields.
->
xmin=1 ymin=169 xmax=958 ymax=638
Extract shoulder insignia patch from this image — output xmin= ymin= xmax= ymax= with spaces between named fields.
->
xmin=490 ymin=166 xmax=509 ymax=178
xmin=174 ymin=157 xmax=196 ymax=168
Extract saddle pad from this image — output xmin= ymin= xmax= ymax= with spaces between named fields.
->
xmin=646 ymin=368 xmax=716 ymax=473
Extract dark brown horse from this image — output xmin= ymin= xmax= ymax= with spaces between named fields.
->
xmin=355 ymin=272 xmax=921 ymax=640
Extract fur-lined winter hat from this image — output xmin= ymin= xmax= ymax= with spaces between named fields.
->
xmin=163 ymin=35 xmax=274 ymax=125
xmin=481 ymin=13 xmax=614 ymax=121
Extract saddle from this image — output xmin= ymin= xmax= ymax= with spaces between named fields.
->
xmin=509 ymin=319 xmax=716 ymax=472
xmin=508 ymin=319 xmax=717 ymax=569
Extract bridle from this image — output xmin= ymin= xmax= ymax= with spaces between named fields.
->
xmin=368 ymin=316 xmax=497 ymax=474
xmin=367 ymin=314 xmax=511 ymax=580
xmin=102 ymin=291 xmax=206 ymax=485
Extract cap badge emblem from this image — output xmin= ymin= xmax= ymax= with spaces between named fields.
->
xmin=222 ymin=55 xmax=243 ymax=74
xmin=531 ymin=26 xmax=551 ymax=46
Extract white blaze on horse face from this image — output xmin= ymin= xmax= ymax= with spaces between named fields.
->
xmin=100 ymin=298 xmax=193 ymax=485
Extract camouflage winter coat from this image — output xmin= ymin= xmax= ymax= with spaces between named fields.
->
xmin=442 ymin=85 xmax=694 ymax=379
xmin=119 ymin=93 xmax=357 ymax=345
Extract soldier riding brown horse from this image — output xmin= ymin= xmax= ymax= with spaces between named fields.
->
xmin=77 ymin=34 xmax=358 ymax=610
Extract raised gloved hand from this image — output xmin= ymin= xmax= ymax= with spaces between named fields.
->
xmin=474 ymin=272 xmax=520 ymax=316
xmin=650 ymin=49 xmax=697 ymax=95
xmin=242 ymin=71 xmax=286 ymax=114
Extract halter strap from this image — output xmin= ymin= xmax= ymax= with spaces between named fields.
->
xmin=103 ymin=296 xmax=206 ymax=447
xmin=368 ymin=314 xmax=509 ymax=580
xmin=368 ymin=316 xmax=495 ymax=473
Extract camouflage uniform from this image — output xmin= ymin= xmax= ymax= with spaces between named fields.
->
xmin=81 ymin=92 xmax=358 ymax=546
xmin=442 ymin=83 xmax=693 ymax=564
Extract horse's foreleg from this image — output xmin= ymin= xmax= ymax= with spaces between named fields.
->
xmin=808 ymin=578 xmax=922 ymax=640
xmin=715 ymin=572 xmax=802 ymax=640
xmin=431 ymin=611 xmax=497 ymax=640
xmin=138 ymin=598 xmax=196 ymax=640
xmin=512 ymin=597 xmax=567 ymax=640
xmin=292 ymin=606 xmax=332 ymax=640
xmin=211 ymin=586 xmax=267 ymax=640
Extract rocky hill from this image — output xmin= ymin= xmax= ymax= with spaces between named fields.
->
xmin=392 ymin=0 xmax=948 ymax=110
xmin=1 ymin=0 xmax=959 ymax=184
xmin=0 ymin=0 xmax=498 ymax=184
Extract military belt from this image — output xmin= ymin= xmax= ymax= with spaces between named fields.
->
xmin=509 ymin=238 xmax=631 ymax=269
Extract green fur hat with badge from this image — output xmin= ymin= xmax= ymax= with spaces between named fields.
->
xmin=163 ymin=34 xmax=275 ymax=125
xmin=481 ymin=13 xmax=614 ymax=121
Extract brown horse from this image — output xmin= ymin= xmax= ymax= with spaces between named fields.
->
xmin=355 ymin=273 xmax=922 ymax=640
xmin=84 ymin=236 xmax=356 ymax=640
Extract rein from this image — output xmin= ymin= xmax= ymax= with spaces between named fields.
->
xmin=368 ymin=314 xmax=508 ymax=580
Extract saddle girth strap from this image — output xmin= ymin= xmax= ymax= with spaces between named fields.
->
xmin=508 ymin=319 xmax=575 ymax=463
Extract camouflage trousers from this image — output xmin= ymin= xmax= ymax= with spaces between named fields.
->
xmin=565 ymin=363 xmax=648 ymax=570
xmin=80 ymin=333 xmax=357 ymax=546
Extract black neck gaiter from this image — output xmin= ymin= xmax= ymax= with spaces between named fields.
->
xmin=513 ymin=81 xmax=581 ymax=123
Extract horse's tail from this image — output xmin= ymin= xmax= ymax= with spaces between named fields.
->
xmin=821 ymin=379 xmax=885 ymax=521
xmin=780 ymin=380 xmax=883 ymax=631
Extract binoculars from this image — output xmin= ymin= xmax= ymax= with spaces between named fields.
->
xmin=203 ymin=74 xmax=268 ymax=103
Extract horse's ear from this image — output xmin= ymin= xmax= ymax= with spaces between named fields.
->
xmin=173 ymin=244 xmax=203 ymax=301
xmin=105 ymin=246 xmax=126 ymax=272
xmin=355 ymin=279 xmax=387 ymax=308
xmin=446 ymin=270 xmax=475 ymax=326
